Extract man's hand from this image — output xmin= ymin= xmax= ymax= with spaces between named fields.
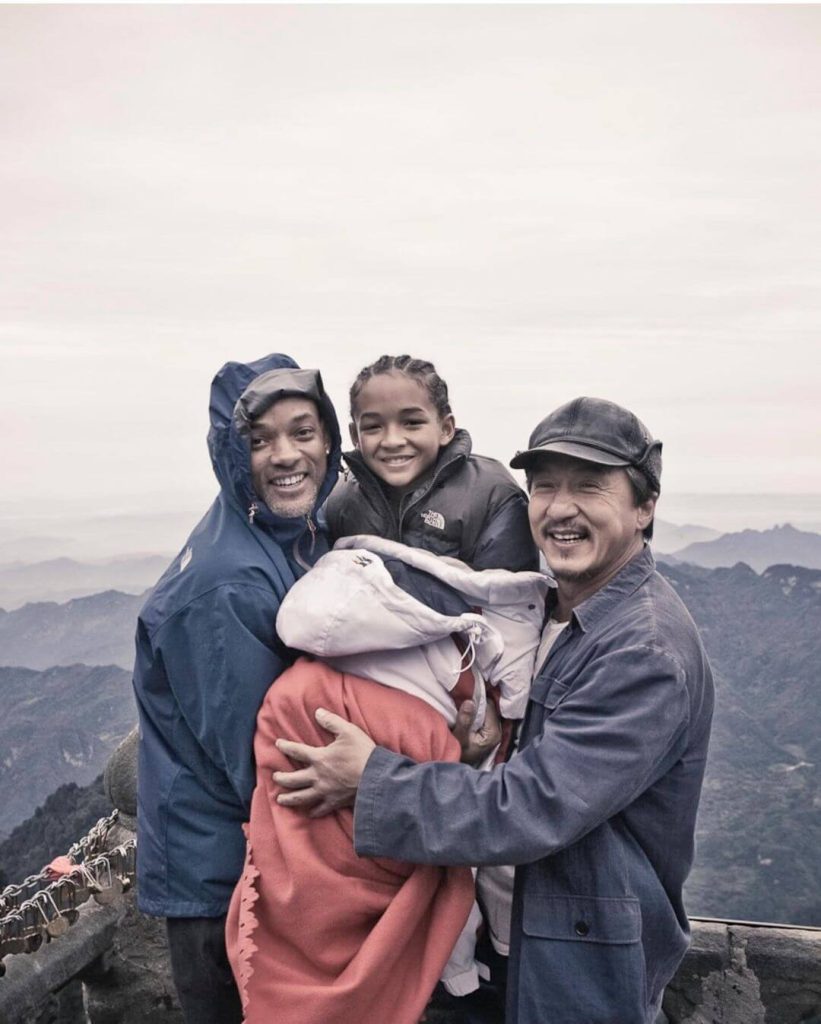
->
xmin=453 ymin=699 xmax=502 ymax=766
xmin=273 ymin=708 xmax=376 ymax=818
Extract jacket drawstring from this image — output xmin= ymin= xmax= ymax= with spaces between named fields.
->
xmin=456 ymin=626 xmax=480 ymax=680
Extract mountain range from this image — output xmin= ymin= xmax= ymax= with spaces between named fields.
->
xmin=0 ymin=548 xmax=819 ymax=924
xmin=0 ymin=554 xmax=170 ymax=610
xmin=5 ymin=525 xmax=820 ymax=677
xmin=666 ymin=523 xmax=821 ymax=572
xmin=651 ymin=519 xmax=723 ymax=554
xmin=0 ymin=590 xmax=144 ymax=670
xmin=0 ymin=663 xmax=136 ymax=836
xmin=2 ymin=522 xmax=818 ymax=613
xmin=0 ymin=509 xmax=200 ymax=564
xmin=661 ymin=561 xmax=821 ymax=925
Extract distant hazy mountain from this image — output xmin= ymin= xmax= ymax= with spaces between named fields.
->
xmin=0 ymin=510 xmax=201 ymax=564
xmin=652 ymin=519 xmax=723 ymax=555
xmin=0 ymin=534 xmax=79 ymax=564
xmin=0 ymin=554 xmax=169 ymax=610
xmin=0 ymin=590 xmax=144 ymax=670
xmin=670 ymin=523 xmax=821 ymax=572
xmin=659 ymin=561 xmax=821 ymax=926
xmin=0 ymin=664 xmax=135 ymax=835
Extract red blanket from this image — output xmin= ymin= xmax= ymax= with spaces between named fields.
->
xmin=226 ymin=656 xmax=475 ymax=1024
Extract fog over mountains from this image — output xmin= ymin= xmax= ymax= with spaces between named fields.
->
xmin=0 ymin=555 xmax=169 ymax=611
xmin=0 ymin=510 xmax=200 ymax=565
xmin=651 ymin=520 xmax=723 ymax=554
xmin=3 ymin=520 xmax=818 ymax=618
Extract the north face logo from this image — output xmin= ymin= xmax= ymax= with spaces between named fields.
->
xmin=353 ymin=554 xmax=373 ymax=567
xmin=420 ymin=509 xmax=446 ymax=530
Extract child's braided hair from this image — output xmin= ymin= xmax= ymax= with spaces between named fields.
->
xmin=349 ymin=355 xmax=452 ymax=421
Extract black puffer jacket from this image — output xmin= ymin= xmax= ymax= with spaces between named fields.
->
xmin=325 ymin=429 xmax=538 ymax=572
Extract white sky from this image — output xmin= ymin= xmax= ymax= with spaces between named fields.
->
xmin=1 ymin=4 xmax=820 ymax=521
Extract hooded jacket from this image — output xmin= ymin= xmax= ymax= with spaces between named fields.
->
xmin=132 ymin=353 xmax=342 ymax=917
xmin=277 ymin=536 xmax=549 ymax=726
xmin=324 ymin=430 xmax=538 ymax=573
xmin=272 ymin=536 xmax=549 ymax=996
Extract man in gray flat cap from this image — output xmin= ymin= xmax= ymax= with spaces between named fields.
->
xmin=274 ymin=396 xmax=714 ymax=1024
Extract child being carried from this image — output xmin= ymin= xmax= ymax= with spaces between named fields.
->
xmin=226 ymin=536 xmax=548 ymax=1024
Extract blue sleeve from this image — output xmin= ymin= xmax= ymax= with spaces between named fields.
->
xmin=153 ymin=583 xmax=287 ymax=809
xmin=354 ymin=644 xmax=690 ymax=865
xmin=471 ymin=490 xmax=539 ymax=572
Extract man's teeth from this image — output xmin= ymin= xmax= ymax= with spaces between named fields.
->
xmin=383 ymin=456 xmax=412 ymax=464
xmin=272 ymin=473 xmax=306 ymax=487
xmin=550 ymin=531 xmax=586 ymax=541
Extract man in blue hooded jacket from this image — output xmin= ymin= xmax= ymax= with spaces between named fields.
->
xmin=132 ymin=353 xmax=341 ymax=1024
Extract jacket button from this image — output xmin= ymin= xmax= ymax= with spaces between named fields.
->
xmin=574 ymin=920 xmax=590 ymax=937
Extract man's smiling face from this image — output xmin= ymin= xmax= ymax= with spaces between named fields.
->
xmin=528 ymin=453 xmax=655 ymax=600
xmin=249 ymin=397 xmax=328 ymax=518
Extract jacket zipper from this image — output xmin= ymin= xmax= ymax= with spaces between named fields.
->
xmin=344 ymin=445 xmax=466 ymax=542
xmin=291 ymin=515 xmax=316 ymax=572
xmin=249 ymin=501 xmax=317 ymax=572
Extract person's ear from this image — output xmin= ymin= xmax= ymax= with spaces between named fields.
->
xmin=438 ymin=413 xmax=456 ymax=447
xmin=348 ymin=421 xmax=360 ymax=448
xmin=637 ymin=494 xmax=657 ymax=532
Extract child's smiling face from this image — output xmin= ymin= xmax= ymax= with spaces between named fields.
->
xmin=350 ymin=371 xmax=455 ymax=492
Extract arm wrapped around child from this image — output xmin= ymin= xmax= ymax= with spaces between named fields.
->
xmin=226 ymin=538 xmax=549 ymax=1021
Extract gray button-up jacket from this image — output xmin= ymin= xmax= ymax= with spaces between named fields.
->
xmin=354 ymin=546 xmax=714 ymax=1023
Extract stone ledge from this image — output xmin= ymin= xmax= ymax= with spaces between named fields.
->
xmin=0 ymin=901 xmax=123 ymax=1024
xmin=3 ymin=898 xmax=818 ymax=1023
xmin=664 ymin=918 xmax=821 ymax=1024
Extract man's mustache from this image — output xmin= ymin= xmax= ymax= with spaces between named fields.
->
xmin=538 ymin=519 xmax=590 ymax=536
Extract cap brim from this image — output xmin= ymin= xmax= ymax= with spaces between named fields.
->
xmin=510 ymin=440 xmax=631 ymax=470
xmin=234 ymin=368 xmax=324 ymax=429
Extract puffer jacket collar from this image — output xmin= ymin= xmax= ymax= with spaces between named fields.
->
xmin=341 ymin=428 xmax=473 ymax=522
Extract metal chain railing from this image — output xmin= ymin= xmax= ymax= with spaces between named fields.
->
xmin=0 ymin=811 xmax=135 ymax=976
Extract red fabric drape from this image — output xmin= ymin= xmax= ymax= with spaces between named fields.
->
xmin=226 ymin=657 xmax=475 ymax=1024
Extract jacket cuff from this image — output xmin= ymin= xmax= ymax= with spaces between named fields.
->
xmin=353 ymin=745 xmax=406 ymax=857
xmin=441 ymin=964 xmax=481 ymax=997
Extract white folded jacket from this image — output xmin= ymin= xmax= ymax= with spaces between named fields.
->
xmin=276 ymin=535 xmax=550 ymax=725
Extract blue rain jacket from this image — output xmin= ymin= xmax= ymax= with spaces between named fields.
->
xmin=355 ymin=546 xmax=714 ymax=1023
xmin=133 ymin=353 xmax=342 ymax=917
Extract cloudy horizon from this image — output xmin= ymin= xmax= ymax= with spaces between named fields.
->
xmin=2 ymin=5 xmax=820 ymax=531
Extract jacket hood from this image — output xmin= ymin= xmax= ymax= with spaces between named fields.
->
xmin=207 ymin=353 xmax=342 ymax=541
xmin=277 ymin=535 xmax=548 ymax=719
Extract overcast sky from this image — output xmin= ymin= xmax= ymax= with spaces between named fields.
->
xmin=1 ymin=4 xmax=820 ymax=524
